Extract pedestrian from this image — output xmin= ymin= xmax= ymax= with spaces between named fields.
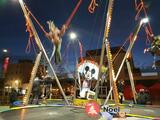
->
xmin=137 ymin=89 xmax=147 ymax=105
xmin=30 ymin=77 xmax=41 ymax=105
xmin=9 ymin=88 xmax=18 ymax=107
xmin=117 ymin=80 xmax=124 ymax=104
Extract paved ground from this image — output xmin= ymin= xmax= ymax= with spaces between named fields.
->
xmin=0 ymin=106 xmax=10 ymax=112
xmin=0 ymin=99 xmax=160 ymax=120
xmin=0 ymin=105 xmax=160 ymax=120
xmin=0 ymin=106 xmax=100 ymax=120
xmin=119 ymin=104 xmax=160 ymax=118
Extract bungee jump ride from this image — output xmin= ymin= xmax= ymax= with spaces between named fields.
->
xmin=1 ymin=0 xmax=160 ymax=120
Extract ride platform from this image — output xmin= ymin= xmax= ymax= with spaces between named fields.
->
xmin=73 ymin=98 xmax=102 ymax=107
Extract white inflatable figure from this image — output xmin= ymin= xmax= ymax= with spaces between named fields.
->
xmin=77 ymin=60 xmax=99 ymax=98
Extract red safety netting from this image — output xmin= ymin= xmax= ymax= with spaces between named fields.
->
xmin=123 ymin=85 xmax=132 ymax=100
xmin=124 ymin=84 xmax=147 ymax=100
xmin=149 ymin=82 xmax=160 ymax=100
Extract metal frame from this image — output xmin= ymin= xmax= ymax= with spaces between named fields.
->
xmin=18 ymin=0 xmax=69 ymax=105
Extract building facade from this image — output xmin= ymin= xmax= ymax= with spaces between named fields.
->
xmin=4 ymin=59 xmax=47 ymax=89
xmin=83 ymin=47 xmax=133 ymax=81
xmin=4 ymin=60 xmax=33 ymax=89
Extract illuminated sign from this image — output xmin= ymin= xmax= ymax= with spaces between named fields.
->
xmin=3 ymin=57 xmax=9 ymax=74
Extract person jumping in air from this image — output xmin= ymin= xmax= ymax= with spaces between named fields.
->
xmin=46 ymin=20 xmax=67 ymax=64
xmin=144 ymin=35 xmax=160 ymax=55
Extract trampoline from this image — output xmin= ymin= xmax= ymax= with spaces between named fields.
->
xmin=0 ymin=105 xmax=99 ymax=120
xmin=0 ymin=104 xmax=160 ymax=120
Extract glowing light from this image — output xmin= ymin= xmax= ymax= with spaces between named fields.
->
xmin=34 ymin=77 xmax=39 ymax=81
xmin=19 ymin=0 xmax=23 ymax=4
xmin=15 ymin=80 xmax=19 ymax=84
xmin=69 ymin=32 xmax=77 ymax=40
xmin=3 ymin=49 xmax=8 ymax=53
xmin=5 ymin=86 xmax=9 ymax=89
xmin=141 ymin=18 xmax=149 ymax=24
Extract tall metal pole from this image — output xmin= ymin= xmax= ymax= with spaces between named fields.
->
xmin=105 ymin=39 xmax=119 ymax=105
xmin=103 ymin=18 xmax=148 ymax=105
xmin=95 ymin=0 xmax=115 ymax=100
xmin=23 ymin=51 xmax=42 ymax=105
xmin=103 ymin=87 xmax=113 ymax=106
xmin=115 ymin=19 xmax=144 ymax=81
xmin=126 ymin=59 xmax=137 ymax=104
xmin=76 ymin=60 xmax=81 ymax=92
xmin=18 ymin=0 xmax=69 ymax=105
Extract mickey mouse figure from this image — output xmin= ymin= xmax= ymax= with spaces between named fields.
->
xmin=80 ymin=65 xmax=96 ymax=98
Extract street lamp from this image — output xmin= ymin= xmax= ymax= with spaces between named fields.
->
xmin=2 ymin=49 xmax=8 ymax=53
xmin=14 ymin=80 xmax=19 ymax=91
xmin=69 ymin=32 xmax=81 ymax=98
xmin=69 ymin=32 xmax=79 ymax=61
xmin=115 ymin=17 xmax=149 ymax=80
xmin=103 ymin=17 xmax=149 ymax=105
xmin=15 ymin=80 xmax=19 ymax=88
xmin=69 ymin=32 xmax=77 ymax=41
xmin=141 ymin=17 xmax=149 ymax=24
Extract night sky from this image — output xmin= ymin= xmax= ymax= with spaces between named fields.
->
xmin=0 ymin=0 xmax=160 ymax=70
